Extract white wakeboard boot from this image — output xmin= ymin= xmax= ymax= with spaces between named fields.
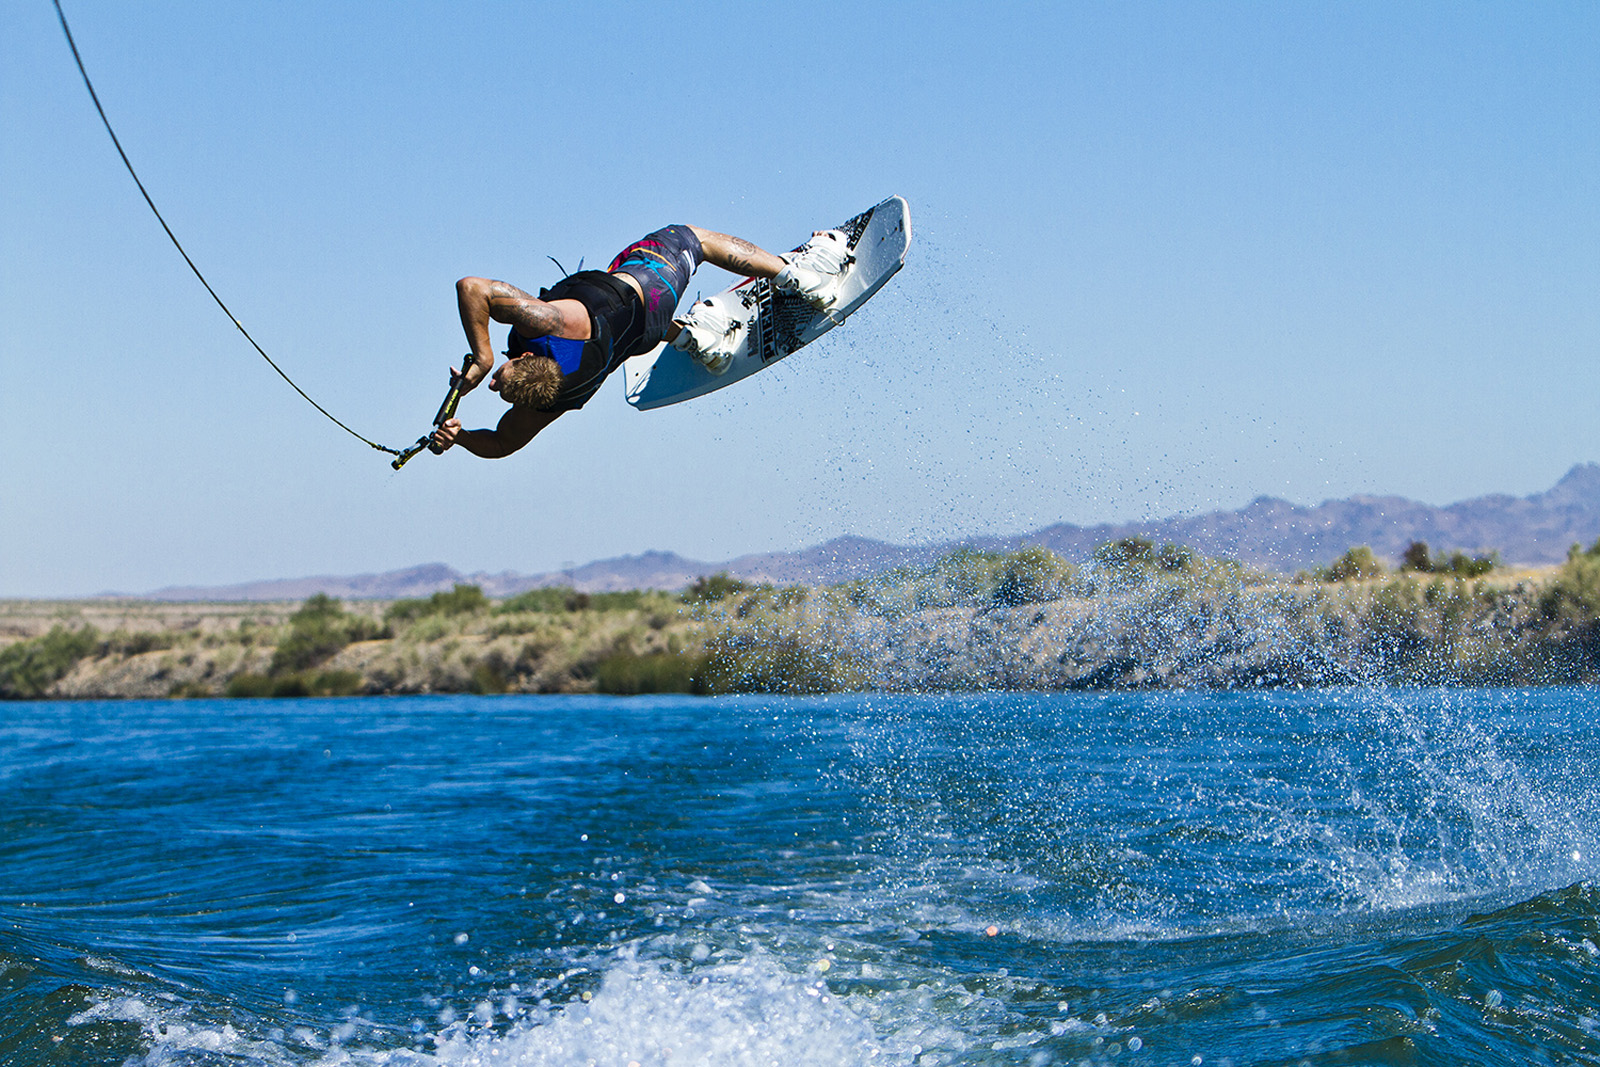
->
xmin=772 ymin=229 xmax=854 ymax=314
xmin=671 ymin=294 xmax=744 ymax=375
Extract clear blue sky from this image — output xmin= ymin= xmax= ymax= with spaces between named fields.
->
xmin=3 ymin=1 xmax=1597 ymax=596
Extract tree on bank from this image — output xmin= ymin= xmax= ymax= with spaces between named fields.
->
xmin=1400 ymin=540 xmax=1497 ymax=577
xmin=1321 ymin=546 xmax=1385 ymax=582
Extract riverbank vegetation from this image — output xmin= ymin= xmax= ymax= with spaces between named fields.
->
xmin=4 ymin=537 xmax=1599 ymax=699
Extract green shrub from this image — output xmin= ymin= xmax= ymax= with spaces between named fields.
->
xmin=270 ymin=625 xmax=345 ymax=674
xmin=1156 ymin=543 xmax=1197 ymax=573
xmin=315 ymin=670 xmax=363 ymax=696
xmin=225 ymin=669 xmax=363 ymax=698
xmin=595 ymin=651 xmax=702 ymax=694
xmin=224 ymin=672 xmax=275 ymax=698
xmin=994 ymin=547 xmax=1073 ymax=605
xmin=496 ymin=587 xmax=654 ymax=614
xmin=843 ymin=547 xmax=1083 ymax=616
xmin=0 ymin=625 xmax=100 ymax=699
xmin=694 ymin=631 xmax=865 ymax=694
xmin=1094 ymin=537 xmax=1156 ymax=570
xmin=387 ymin=584 xmax=488 ymax=623
xmin=1542 ymin=538 xmax=1600 ymax=623
xmin=1321 ymin=546 xmax=1385 ymax=582
xmin=844 ymin=549 xmax=1013 ymax=615
xmin=1400 ymin=540 xmax=1433 ymax=573
xmin=105 ymin=629 xmax=177 ymax=655
xmin=682 ymin=573 xmax=748 ymax=604
xmin=468 ymin=661 xmax=510 ymax=695
xmin=1444 ymin=551 xmax=1497 ymax=577
xmin=844 ymin=573 xmax=917 ymax=619
xmin=402 ymin=615 xmax=454 ymax=643
xmin=1400 ymin=540 xmax=1496 ymax=577
xmin=771 ymin=586 xmax=808 ymax=610
xmin=1079 ymin=538 xmax=1162 ymax=593
xmin=919 ymin=549 xmax=1008 ymax=609
xmin=270 ymin=594 xmax=384 ymax=674
xmin=497 ymin=587 xmax=574 ymax=613
xmin=1364 ymin=580 xmax=1428 ymax=668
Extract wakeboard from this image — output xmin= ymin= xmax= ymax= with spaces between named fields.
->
xmin=622 ymin=195 xmax=911 ymax=410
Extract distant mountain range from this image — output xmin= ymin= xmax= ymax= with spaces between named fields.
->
xmin=139 ymin=463 xmax=1600 ymax=601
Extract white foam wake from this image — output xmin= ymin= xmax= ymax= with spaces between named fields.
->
xmin=430 ymin=956 xmax=887 ymax=1067
xmin=71 ymin=955 xmax=911 ymax=1067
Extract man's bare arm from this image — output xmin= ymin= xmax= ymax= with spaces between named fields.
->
xmin=431 ymin=406 xmax=561 ymax=459
xmin=455 ymin=277 xmax=568 ymax=390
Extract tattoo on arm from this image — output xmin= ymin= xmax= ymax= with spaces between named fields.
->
xmin=713 ymin=236 xmax=772 ymax=276
xmin=488 ymin=281 xmax=536 ymax=301
xmin=487 ymin=281 xmax=564 ymax=337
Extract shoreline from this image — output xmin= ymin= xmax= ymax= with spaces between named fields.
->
xmin=3 ymin=543 xmax=1597 ymax=699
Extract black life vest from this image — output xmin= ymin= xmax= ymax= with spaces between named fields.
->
xmin=506 ymin=271 xmax=646 ymax=412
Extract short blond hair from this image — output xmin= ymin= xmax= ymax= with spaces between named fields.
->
xmin=498 ymin=356 xmax=564 ymax=409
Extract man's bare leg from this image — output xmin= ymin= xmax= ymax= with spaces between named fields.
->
xmin=687 ymin=227 xmax=786 ymax=279
xmin=690 ymin=225 xmax=850 ymax=317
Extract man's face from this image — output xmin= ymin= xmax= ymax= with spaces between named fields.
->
xmin=488 ymin=355 xmax=520 ymax=394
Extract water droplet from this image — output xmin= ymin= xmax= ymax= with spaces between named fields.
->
xmin=454 ymin=932 xmax=470 ymax=945
xmin=1486 ymin=989 xmax=1503 ymax=1009
xmin=614 ymin=892 xmax=626 ymax=903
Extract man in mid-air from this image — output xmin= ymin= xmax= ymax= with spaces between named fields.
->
xmin=429 ymin=223 xmax=852 ymax=459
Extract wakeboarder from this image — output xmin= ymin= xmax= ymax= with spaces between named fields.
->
xmin=429 ymin=225 xmax=852 ymax=459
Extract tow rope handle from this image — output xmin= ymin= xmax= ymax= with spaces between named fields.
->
xmin=391 ymin=354 xmax=475 ymax=470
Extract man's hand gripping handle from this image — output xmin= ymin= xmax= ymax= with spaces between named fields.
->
xmin=391 ymin=354 xmax=475 ymax=471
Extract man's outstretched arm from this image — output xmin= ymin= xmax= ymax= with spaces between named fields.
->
xmin=431 ymin=406 xmax=560 ymax=459
xmin=456 ymin=276 xmax=569 ymax=390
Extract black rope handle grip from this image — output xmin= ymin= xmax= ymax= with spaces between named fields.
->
xmin=392 ymin=354 xmax=475 ymax=470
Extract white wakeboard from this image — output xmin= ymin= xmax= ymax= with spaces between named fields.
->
xmin=623 ymin=195 xmax=911 ymax=411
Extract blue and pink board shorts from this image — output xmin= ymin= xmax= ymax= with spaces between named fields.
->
xmin=607 ymin=224 xmax=705 ymax=349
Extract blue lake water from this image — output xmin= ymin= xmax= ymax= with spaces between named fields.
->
xmin=2 ymin=689 xmax=1599 ymax=1066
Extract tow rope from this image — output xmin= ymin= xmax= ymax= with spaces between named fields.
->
xmin=52 ymin=0 xmax=426 ymax=463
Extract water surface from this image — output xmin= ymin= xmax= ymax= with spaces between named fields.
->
xmin=2 ymin=689 xmax=1598 ymax=1065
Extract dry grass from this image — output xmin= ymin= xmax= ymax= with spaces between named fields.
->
xmin=2 ymin=555 xmax=1592 ymax=699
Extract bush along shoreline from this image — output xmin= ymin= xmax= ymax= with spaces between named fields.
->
xmin=3 ymin=537 xmax=1599 ymax=700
